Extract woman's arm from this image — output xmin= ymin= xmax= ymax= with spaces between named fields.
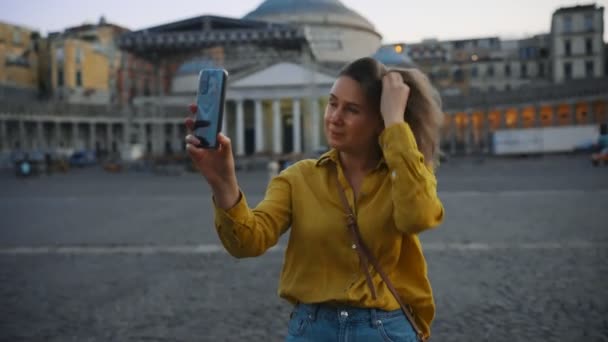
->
xmin=185 ymin=107 xmax=292 ymax=257
xmin=379 ymin=73 xmax=444 ymax=235
xmin=380 ymin=122 xmax=444 ymax=235
xmin=213 ymin=171 xmax=293 ymax=258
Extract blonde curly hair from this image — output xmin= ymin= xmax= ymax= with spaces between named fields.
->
xmin=339 ymin=57 xmax=444 ymax=168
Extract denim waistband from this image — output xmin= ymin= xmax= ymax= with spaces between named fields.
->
xmin=294 ymin=303 xmax=404 ymax=325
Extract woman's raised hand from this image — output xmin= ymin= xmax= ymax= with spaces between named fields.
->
xmin=185 ymin=104 xmax=240 ymax=209
xmin=380 ymin=72 xmax=410 ymax=127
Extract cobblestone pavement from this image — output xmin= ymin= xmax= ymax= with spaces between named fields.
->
xmin=0 ymin=155 xmax=607 ymax=341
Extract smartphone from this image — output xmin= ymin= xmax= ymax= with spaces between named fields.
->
xmin=194 ymin=68 xmax=228 ymax=149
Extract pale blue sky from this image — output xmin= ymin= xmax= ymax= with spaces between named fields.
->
xmin=1 ymin=0 xmax=606 ymax=43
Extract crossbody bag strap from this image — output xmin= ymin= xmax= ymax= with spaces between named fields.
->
xmin=334 ymin=173 xmax=427 ymax=342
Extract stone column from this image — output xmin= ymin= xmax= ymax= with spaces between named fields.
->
xmin=18 ymin=120 xmax=26 ymax=150
xmin=568 ymin=102 xmax=576 ymax=126
xmin=292 ymin=98 xmax=302 ymax=154
xmin=89 ymin=122 xmax=96 ymax=150
xmin=254 ymin=99 xmax=264 ymax=153
xmin=223 ymin=104 xmax=230 ymax=136
xmin=54 ymin=121 xmax=61 ymax=148
xmin=482 ymin=112 xmax=490 ymax=154
xmin=548 ymin=105 xmax=556 ymax=126
xmin=172 ymin=123 xmax=180 ymax=152
xmin=72 ymin=122 xmax=79 ymax=150
xmin=140 ymin=122 xmax=148 ymax=152
xmin=121 ymin=118 xmax=129 ymax=152
xmin=0 ymin=120 xmax=7 ymax=152
xmin=533 ymin=105 xmax=541 ymax=127
xmin=121 ymin=57 xmax=132 ymax=159
xmin=154 ymin=123 xmax=165 ymax=155
xmin=515 ymin=107 xmax=523 ymax=129
xmin=36 ymin=121 xmax=44 ymax=150
xmin=464 ymin=112 xmax=472 ymax=155
xmin=311 ymin=98 xmax=321 ymax=152
xmin=235 ymin=99 xmax=245 ymax=156
xmin=587 ymin=102 xmax=595 ymax=124
xmin=273 ymin=99 xmax=282 ymax=155
xmin=106 ymin=123 xmax=113 ymax=152
xmin=499 ymin=108 xmax=508 ymax=129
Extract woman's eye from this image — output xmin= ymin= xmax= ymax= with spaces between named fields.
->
xmin=329 ymin=102 xmax=337 ymax=108
xmin=347 ymin=107 xmax=359 ymax=114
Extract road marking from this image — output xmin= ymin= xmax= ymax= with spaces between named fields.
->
xmin=438 ymin=189 xmax=608 ymax=197
xmin=0 ymin=241 xmax=605 ymax=256
xmin=1 ymin=189 xmax=607 ymax=202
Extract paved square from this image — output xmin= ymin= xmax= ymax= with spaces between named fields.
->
xmin=1 ymin=155 xmax=607 ymax=341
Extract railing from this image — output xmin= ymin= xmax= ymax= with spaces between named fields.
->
xmin=442 ymin=77 xmax=608 ymax=110
xmin=2 ymin=77 xmax=607 ymax=116
xmin=0 ymin=101 xmax=189 ymax=119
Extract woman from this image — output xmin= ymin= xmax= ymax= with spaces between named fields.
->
xmin=185 ymin=57 xmax=444 ymax=341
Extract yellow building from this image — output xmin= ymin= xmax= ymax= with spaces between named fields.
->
xmin=48 ymin=18 xmax=127 ymax=104
xmin=0 ymin=21 xmax=40 ymax=100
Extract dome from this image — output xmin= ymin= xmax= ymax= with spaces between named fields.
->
xmin=176 ymin=58 xmax=217 ymax=75
xmin=372 ymin=46 xmax=416 ymax=68
xmin=244 ymin=0 xmax=377 ymax=33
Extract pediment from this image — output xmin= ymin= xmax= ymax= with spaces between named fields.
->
xmin=230 ymin=62 xmax=335 ymax=88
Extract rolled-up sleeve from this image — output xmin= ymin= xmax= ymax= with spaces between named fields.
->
xmin=214 ymin=171 xmax=293 ymax=258
xmin=379 ymin=122 xmax=444 ymax=235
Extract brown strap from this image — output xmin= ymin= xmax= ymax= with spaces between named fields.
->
xmin=334 ymin=173 xmax=427 ymax=342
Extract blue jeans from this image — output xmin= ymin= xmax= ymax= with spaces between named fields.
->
xmin=285 ymin=303 xmax=419 ymax=342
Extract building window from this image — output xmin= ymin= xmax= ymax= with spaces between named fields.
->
xmin=564 ymin=40 xmax=571 ymax=56
xmin=586 ymin=38 xmax=593 ymax=55
xmin=471 ymin=66 xmax=478 ymax=78
xmin=584 ymin=14 xmax=593 ymax=32
xmin=76 ymin=70 xmax=82 ymax=87
xmin=453 ymin=69 xmax=464 ymax=82
xmin=76 ymin=47 xmax=83 ymax=64
xmin=585 ymin=61 xmax=594 ymax=77
xmin=505 ymin=64 xmax=511 ymax=77
xmin=563 ymin=16 xmax=572 ymax=33
xmin=143 ymin=79 xmax=151 ymax=96
xmin=487 ymin=65 xmax=494 ymax=77
xmin=564 ymin=62 xmax=572 ymax=79
xmin=538 ymin=62 xmax=545 ymax=77
xmin=55 ymin=47 xmax=64 ymax=62
xmin=12 ymin=29 xmax=21 ymax=44
xmin=521 ymin=64 xmax=528 ymax=78
xmin=57 ymin=68 xmax=64 ymax=87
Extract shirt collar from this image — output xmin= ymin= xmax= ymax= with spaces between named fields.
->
xmin=315 ymin=149 xmax=339 ymax=167
xmin=315 ymin=148 xmax=387 ymax=171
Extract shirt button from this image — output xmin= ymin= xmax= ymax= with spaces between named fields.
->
xmin=340 ymin=310 xmax=349 ymax=318
xmin=351 ymin=244 xmax=357 ymax=249
xmin=391 ymin=170 xmax=397 ymax=180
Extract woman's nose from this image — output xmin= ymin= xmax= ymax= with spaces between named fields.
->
xmin=328 ymin=108 xmax=343 ymax=124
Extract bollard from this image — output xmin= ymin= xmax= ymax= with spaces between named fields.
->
xmin=267 ymin=160 xmax=279 ymax=182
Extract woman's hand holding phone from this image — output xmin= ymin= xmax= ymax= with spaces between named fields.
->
xmin=185 ymin=104 xmax=240 ymax=210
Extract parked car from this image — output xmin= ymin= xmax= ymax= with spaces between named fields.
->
xmin=591 ymin=147 xmax=608 ymax=167
xmin=69 ymin=150 xmax=97 ymax=167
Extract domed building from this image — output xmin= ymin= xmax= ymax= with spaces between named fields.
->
xmin=112 ymin=3 xmax=387 ymax=159
xmin=244 ymin=0 xmax=382 ymax=63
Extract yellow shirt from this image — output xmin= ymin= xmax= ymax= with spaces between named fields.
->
xmin=214 ymin=122 xmax=444 ymax=339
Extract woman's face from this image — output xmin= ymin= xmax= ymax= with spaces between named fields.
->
xmin=324 ymin=76 xmax=383 ymax=154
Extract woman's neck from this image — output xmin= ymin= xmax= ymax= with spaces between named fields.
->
xmin=338 ymin=146 xmax=381 ymax=175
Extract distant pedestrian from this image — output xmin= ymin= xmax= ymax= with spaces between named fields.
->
xmin=45 ymin=153 xmax=53 ymax=175
xmin=185 ymin=57 xmax=445 ymax=341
